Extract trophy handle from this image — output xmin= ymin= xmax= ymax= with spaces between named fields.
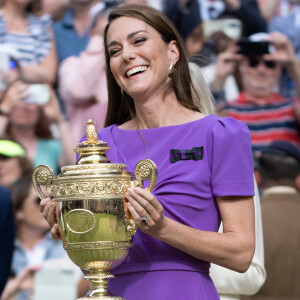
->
xmin=134 ymin=159 xmax=158 ymax=192
xmin=124 ymin=159 xmax=158 ymax=230
xmin=32 ymin=165 xmax=55 ymax=200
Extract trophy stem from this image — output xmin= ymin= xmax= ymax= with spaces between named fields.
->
xmin=88 ymin=272 xmax=113 ymax=297
xmin=78 ymin=271 xmax=125 ymax=300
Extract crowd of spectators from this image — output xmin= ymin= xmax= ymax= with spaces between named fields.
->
xmin=0 ymin=0 xmax=299 ymax=299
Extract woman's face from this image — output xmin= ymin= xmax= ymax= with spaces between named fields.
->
xmin=10 ymin=103 xmax=40 ymax=128
xmin=0 ymin=156 xmax=22 ymax=187
xmin=240 ymin=57 xmax=281 ymax=98
xmin=17 ymin=185 xmax=50 ymax=231
xmin=106 ymin=16 xmax=179 ymax=101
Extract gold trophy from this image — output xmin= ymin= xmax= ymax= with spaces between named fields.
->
xmin=32 ymin=120 xmax=158 ymax=300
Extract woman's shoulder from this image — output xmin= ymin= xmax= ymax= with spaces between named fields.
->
xmin=211 ymin=115 xmax=250 ymax=135
xmin=178 ymin=113 xmax=249 ymax=133
xmin=116 ymin=119 xmax=136 ymax=130
xmin=184 ymin=114 xmax=250 ymax=136
xmin=207 ymin=115 xmax=252 ymax=150
xmin=97 ymin=124 xmax=117 ymax=140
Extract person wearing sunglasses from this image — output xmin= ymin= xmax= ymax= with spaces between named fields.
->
xmin=246 ymin=56 xmax=277 ymax=69
xmin=211 ymin=31 xmax=300 ymax=153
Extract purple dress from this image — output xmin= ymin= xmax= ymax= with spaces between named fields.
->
xmin=95 ymin=114 xmax=254 ymax=299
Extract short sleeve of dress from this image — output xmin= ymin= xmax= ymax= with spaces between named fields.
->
xmin=209 ymin=117 xmax=254 ymax=197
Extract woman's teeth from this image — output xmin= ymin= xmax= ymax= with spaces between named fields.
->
xmin=127 ymin=66 xmax=148 ymax=78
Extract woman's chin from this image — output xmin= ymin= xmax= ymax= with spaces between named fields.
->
xmin=126 ymin=88 xmax=150 ymax=100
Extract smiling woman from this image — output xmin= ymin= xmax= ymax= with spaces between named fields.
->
xmin=107 ymin=16 xmax=178 ymax=106
xmin=40 ymin=4 xmax=256 ymax=300
xmin=103 ymin=4 xmax=198 ymax=128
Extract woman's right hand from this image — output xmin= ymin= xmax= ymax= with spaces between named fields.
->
xmin=0 ymin=80 xmax=29 ymax=114
xmin=39 ymin=197 xmax=60 ymax=239
xmin=212 ymin=45 xmax=242 ymax=89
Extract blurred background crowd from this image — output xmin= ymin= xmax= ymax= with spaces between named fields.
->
xmin=0 ymin=0 xmax=300 ymax=299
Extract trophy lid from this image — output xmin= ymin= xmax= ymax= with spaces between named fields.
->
xmin=74 ymin=119 xmax=111 ymax=165
xmin=59 ymin=119 xmax=127 ymax=176
xmin=32 ymin=119 xmax=157 ymax=202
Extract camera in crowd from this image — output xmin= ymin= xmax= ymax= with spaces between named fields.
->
xmin=237 ymin=39 xmax=270 ymax=56
xmin=24 ymin=84 xmax=50 ymax=105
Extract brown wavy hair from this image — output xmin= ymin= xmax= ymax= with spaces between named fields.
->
xmin=103 ymin=4 xmax=200 ymax=127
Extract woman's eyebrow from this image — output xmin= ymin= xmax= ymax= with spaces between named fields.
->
xmin=127 ymin=30 xmax=148 ymax=39
xmin=107 ymin=30 xmax=148 ymax=48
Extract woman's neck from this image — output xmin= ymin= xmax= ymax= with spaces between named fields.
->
xmin=132 ymin=93 xmax=201 ymax=129
xmin=1 ymin=1 xmax=27 ymax=20
xmin=18 ymin=225 xmax=48 ymax=251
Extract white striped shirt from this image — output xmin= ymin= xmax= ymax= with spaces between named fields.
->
xmin=0 ymin=11 xmax=52 ymax=65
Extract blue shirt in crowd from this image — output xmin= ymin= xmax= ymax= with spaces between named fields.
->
xmin=53 ymin=8 xmax=90 ymax=64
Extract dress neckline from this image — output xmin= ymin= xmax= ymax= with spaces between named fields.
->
xmin=115 ymin=114 xmax=215 ymax=132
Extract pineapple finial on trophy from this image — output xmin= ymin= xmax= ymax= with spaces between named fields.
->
xmin=85 ymin=119 xmax=98 ymax=144
xmin=74 ymin=119 xmax=111 ymax=164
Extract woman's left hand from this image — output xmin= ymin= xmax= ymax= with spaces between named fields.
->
xmin=126 ymin=187 xmax=168 ymax=236
xmin=264 ymin=32 xmax=298 ymax=66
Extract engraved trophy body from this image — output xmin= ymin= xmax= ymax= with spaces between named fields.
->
xmin=32 ymin=120 xmax=158 ymax=300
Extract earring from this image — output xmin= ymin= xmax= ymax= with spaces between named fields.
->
xmin=168 ymin=63 xmax=175 ymax=76
xmin=121 ymin=89 xmax=124 ymax=96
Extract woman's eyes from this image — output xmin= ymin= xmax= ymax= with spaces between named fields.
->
xmin=109 ymin=49 xmax=120 ymax=57
xmin=134 ymin=37 xmax=147 ymax=44
xmin=109 ymin=37 xmax=147 ymax=57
